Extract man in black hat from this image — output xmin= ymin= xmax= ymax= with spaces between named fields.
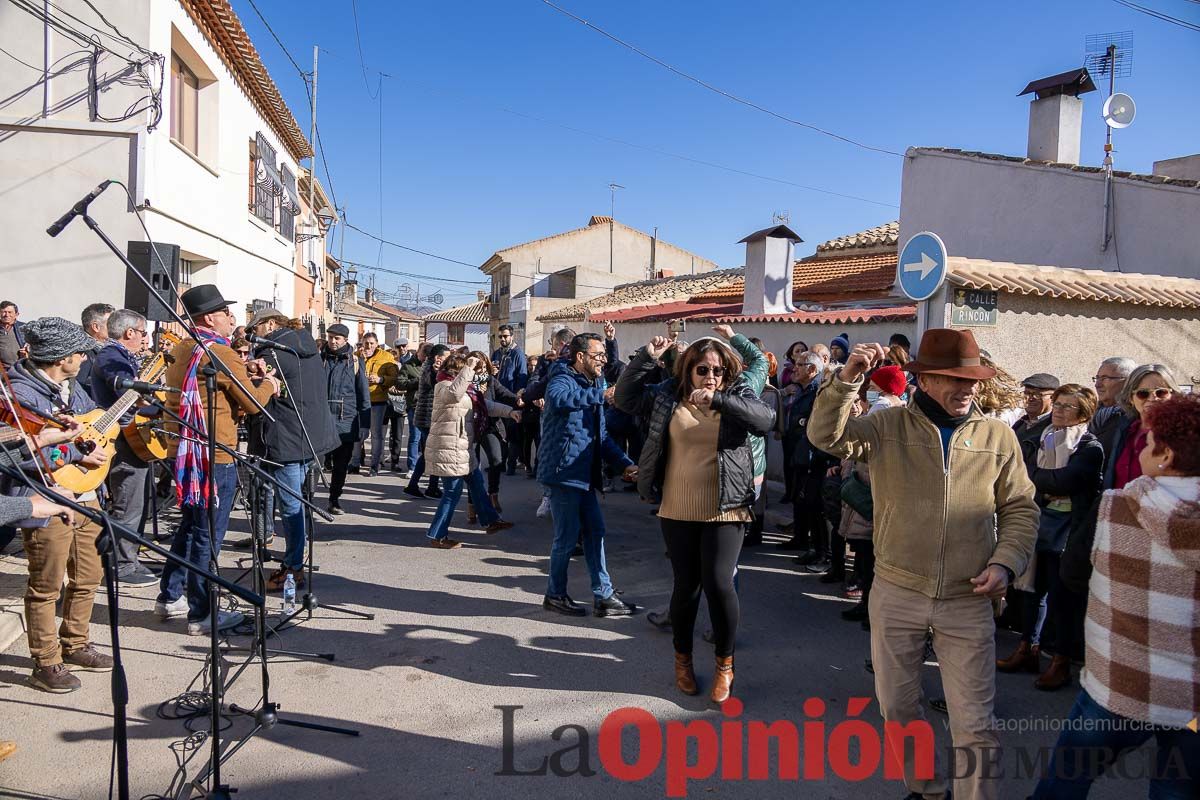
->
xmin=1014 ymin=372 xmax=1060 ymax=438
xmin=156 ymin=286 xmax=278 ymax=637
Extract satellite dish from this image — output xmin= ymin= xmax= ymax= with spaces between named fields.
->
xmin=1103 ymin=93 xmax=1136 ymax=129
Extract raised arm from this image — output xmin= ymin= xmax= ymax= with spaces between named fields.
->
xmin=614 ymin=335 xmax=671 ymax=418
xmin=806 ymin=343 xmax=887 ymax=462
xmin=715 ymin=326 xmax=767 ymax=395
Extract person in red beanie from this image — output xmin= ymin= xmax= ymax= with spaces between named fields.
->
xmin=868 ymin=364 xmax=907 ymax=413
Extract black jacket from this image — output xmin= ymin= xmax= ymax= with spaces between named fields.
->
xmin=251 ymin=327 xmax=340 ymax=462
xmin=789 ymin=381 xmax=838 ymax=471
xmin=414 ymin=359 xmax=439 ymax=430
xmin=614 ymin=348 xmax=775 ymax=512
xmin=1021 ymin=426 xmax=1104 ymax=551
xmin=323 ymin=344 xmax=370 ymax=441
xmin=1060 ymin=409 xmax=1131 ymax=593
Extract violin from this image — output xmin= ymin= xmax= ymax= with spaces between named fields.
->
xmin=0 ymin=400 xmax=72 ymax=437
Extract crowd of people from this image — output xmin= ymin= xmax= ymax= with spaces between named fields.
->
xmin=0 ymin=292 xmax=1196 ymax=799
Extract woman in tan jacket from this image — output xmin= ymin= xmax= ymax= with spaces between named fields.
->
xmin=424 ymin=353 xmax=515 ymax=548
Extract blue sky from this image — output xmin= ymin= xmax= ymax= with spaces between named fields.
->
xmin=233 ymin=0 xmax=1200 ymax=308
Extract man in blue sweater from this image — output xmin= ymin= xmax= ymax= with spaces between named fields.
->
xmin=537 ymin=332 xmax=637 ymax=618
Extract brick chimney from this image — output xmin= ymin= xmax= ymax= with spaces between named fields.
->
xmin=739 ymin=224 xmax=802 ymax=316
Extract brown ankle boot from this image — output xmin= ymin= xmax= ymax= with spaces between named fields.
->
xmin=996 ymin=641 xmax=1040 ymax=673
xmin=710 ymin=656 xmax=734 ymax=704
xmin=1035 ymin=655 xmax=1072 ymax=691
xmin=467 ymin=502 xmax=476 ymax=524
xmin=674 ymin=653 xmax=698 ymax=695
xmin=490 ymin=493 xmax=502 ymax=513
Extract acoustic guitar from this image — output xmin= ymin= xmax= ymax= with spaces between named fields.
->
xmin=120 ymin=330 xmax=181 ymax=462
xmin=51 ymin=391 xmax=145 ymax=494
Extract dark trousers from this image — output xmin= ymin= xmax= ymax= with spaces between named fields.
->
xmin=850 ymin=539 xmax=875 ymax=601
xmin=328 ymin=438 xmax=355 ymax=504
xmin=385 ymin=403 xmax=404 ymax=467
xmin=502 ymin=418 xmax=522 ymax=470
xmin=406 ymin=426 xmax=440 ymax=492
xmin=661 ymin=518 xmax=744 ymax=658
xmin=106 ymin=439 xmax=149 ymax=574
xmin=790 ymin=466 xmax=827 ymax=550
xmin=521 ymin=411 xmax=540 ymax=470
xmin=781 ymin=433 xmax=798 ymax=499
xmin=1017 ymin=550 xmax=1061 ymax=647
xmin=477 ymin=430 xmax=505 ymax=495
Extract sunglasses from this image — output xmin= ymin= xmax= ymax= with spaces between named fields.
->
xmin=1051 ymin=402 xmax=1081 ymax=412
xmin=1134 ymin=388 xmax=1173 ymax=401
xmin=694 ymin=365 xmax=726 ymax=377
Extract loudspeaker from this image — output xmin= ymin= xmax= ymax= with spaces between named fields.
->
xmin=125 ymin=241 xmax=180 ymax=322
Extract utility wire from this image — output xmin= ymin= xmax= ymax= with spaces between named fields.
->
xmin=349 ymin=0 xmax=381 ymax=99
xmin=540 ymin=0 xmax=904 ymax=157
xmin=244 ymin=0 xmax=310 ymax=78
xmin=338 ymin=258 xmax=489 ymax=284
xmin=1110 ymin=0 xmax=1200 ymax=31
xmin=344 ymin=223 xmax=480 ymax=267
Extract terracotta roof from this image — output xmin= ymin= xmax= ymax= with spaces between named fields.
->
xmin=336 ymin=301 xmax=389 ymax=322
xmin=690 ymin=252 xmax=899 ymax=303
xmin=816 ymin=221 xmax=899 ymax=252
xmin=536 ymin=268 xmax=744 ymax=322
xmin=710 ymin=306 xmax=917 ymax=325
xmin=424 ymin=299 xmax=490 ymax=324
xmin=588 ymin=215 xmax=613 ymax=226
xmin=911 ymin=148 xmax=1200 ymax=191
xmin=947 ymin=258 xmax=1200 ymax=308
xmin=179 ymin=0 xmax=312 ymax=162
xmin=366 ymin=300 xmax=424 ymax=322
xmin=590 ymin=301 xmax=741 ymax=324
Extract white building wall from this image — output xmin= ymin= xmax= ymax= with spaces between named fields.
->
xmin=900 ymin=148 xmax=1200 ymax=279
xmin=0 ymin=0 xmax=304 ymax=325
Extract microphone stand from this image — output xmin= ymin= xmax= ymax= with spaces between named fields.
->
xmin=0 ymin=457 xmax=263 ymax=800
xmin=62 ymin=197 xmax=277 ymax=799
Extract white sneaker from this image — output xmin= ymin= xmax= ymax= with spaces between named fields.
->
xmin=536 ymin=496 xmax=551 ymax=519
xmin=187 ymin=610 xmax=245 ymax=636
xmin=154 ymin=596 xmax=188 ymax=620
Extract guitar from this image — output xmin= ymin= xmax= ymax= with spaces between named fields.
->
xmin=121 ymin=330 xmax=181 ymax=462
xmin=51 ymin=391 xmax=144 ymax=494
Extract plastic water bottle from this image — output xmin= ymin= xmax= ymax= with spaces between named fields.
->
xmin=283 ymin=573 xmax=296 ymax=615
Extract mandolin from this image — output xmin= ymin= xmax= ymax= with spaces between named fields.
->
xmin=120 ymin=330 xmax=181 ymax=462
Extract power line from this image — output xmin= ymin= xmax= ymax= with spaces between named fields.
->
xmin=244 ymin=0 xmax=310 ymax=77
xmin=343 ymin=222 xmax=480 ymax=267
xmin=349 ymin=0 xmax=381 ymax=99
xmin=400 ymin=79 xmax=897 ymax=208
xmin=540 ymin=0 xmax=904 ymax=157
xmin=338 ymin=258 xmax=489 ymax=284
xmin=1110 ymin=0 xmax=1200 ymax=31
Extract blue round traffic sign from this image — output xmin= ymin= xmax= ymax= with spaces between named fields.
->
xmin=896 ymin=231 xmax=947 ymax=302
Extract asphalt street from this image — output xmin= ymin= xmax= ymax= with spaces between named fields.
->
xmin=0 ymin=465 xmax=1148 ymax=799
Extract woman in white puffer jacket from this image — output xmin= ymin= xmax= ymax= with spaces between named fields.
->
xmin=424 ymin=352 xmax=517 ymax=548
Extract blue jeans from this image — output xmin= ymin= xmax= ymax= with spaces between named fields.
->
xmin=406 ymin=407 xmax=421 ymax=471
xmin=546 ymin=485 xmax=613 ymax=601
xmin=157 ymin=462 xmax=238 ymax=622
xmin=427 ymin=469 xmax=499 ymax=540
xmin=1032 ymin=689 xmax=1200 ymax=799
xmin=263 ymin=460 xmax=309 ymax=569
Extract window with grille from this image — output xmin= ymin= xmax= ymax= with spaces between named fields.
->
xmin=448 ymin=322 xmax=466 ymax=344
xmin=279 ymin=165 xmax=298 ymax=240
xmin=251 ymin=134 xmax=279 ymax=225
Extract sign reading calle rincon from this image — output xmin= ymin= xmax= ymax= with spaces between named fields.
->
xmin=950 ymin=288 xmax=998 ymax=327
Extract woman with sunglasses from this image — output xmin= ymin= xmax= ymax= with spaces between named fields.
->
xmin=998 ymin=384 xmax=1103 ymax=691
xmin=615 ymin=332 xmax=775 ymax=704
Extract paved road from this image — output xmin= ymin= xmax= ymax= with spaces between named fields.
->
xmin=0 ymin=468 xmax=1145 ymax=799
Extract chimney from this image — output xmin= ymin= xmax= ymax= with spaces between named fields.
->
xmin=341 ymin=278 xmax=358 ymax=303
xmin=739 ymin=224 xmax=802 ymax=316
xmin=1018 ymin=68 xmax=1096 ymax=165
xmin=1153 ymin=154 xmax=1200 ymax=181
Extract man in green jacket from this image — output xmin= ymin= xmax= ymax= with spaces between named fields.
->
xmin=808 ymin=328 xmax=1037 ymax=800
xmin=394 ymin=343 xmax=425 ymax=473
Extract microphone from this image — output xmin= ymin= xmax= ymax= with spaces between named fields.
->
xmin=46 ymin=180 xmax=113 ymax=237
xmin=246 ymin=333 xmax=297 ymax=355
xmin=114 ymin=377 xmax=181 ymax=395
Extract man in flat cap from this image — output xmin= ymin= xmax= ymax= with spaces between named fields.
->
xmin=5 ymin=317 xmax=112 ymax=693
xmin=1013 ymin=373 xmax=1060 ymax=439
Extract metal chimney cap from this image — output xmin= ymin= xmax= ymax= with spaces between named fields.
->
xmin=739 ymin=224 xmax=803 ymax=244
xmin=1018 ymin=68 xmax=1097 ymax=99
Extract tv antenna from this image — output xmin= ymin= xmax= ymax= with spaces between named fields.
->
xmin=772 ymin=210 xmax=790 ymax=225
xmin=1086 ymin=31 xmax=1134 ymax=255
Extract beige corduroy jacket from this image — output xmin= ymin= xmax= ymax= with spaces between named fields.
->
xmin=808 ymin=371 xmax=1038 ymax=600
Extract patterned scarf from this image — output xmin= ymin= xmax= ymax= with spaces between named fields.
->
xmin=175 ymin=328 xmax=230 ymax=506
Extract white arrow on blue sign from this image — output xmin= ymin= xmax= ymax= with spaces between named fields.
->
xmin=896 ymin=231 xmax=948 ymax=302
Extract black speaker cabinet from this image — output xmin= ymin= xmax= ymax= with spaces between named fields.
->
xmin=125 ymin=241 xmax=180 ymax=322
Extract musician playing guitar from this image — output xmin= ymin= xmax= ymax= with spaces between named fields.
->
xmin=155 ymin=285 xmax=278 ymax=637
xmin=90 ymin=308 xmax=158 ymax=586
xmin=4 ymin=316 xmax=112 ymax=694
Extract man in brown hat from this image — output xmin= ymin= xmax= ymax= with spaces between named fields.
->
xmin=808 ymin=328 xmax=1038 ymax=800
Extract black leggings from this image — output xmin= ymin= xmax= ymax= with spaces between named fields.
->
xmin=661 ymin=518 xmax=744 ymax=658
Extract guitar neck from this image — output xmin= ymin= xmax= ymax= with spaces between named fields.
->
xmin=92 ymin=391 xmax=141 ymax=433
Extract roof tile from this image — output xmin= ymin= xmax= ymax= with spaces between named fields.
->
xmin=536 ymin=268 xmax=743 ymax=322
xmin=947 ymin=258 xmax=1200 ymax=308
xmin=690 ymin=252 xmax=899 ymax=303
xmin=423 ymin=299 xmax=490 ymax=324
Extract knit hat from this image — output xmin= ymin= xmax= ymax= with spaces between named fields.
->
xmin=831 ymin=334 xmax=850 ymax=354
xmin=870 ymin=365 xmax=907 ymax=396
xmin=24 ymin=316 xmax=100 ymax=363
xmin=327 ymin=323 xmax=349 ymax=338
